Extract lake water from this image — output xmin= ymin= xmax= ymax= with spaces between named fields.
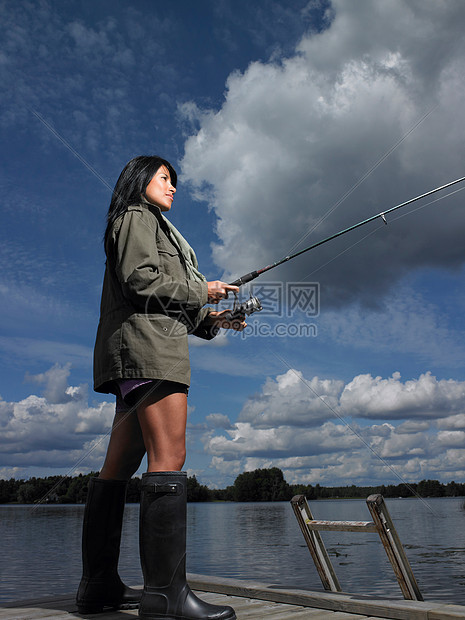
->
xmin=1 ymin=497 xmax=464 ymax=605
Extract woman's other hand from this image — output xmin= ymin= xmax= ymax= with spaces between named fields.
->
xmin=208 ymin=310 xmax=247 ymax=332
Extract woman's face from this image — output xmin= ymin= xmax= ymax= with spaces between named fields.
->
xmin=144 ymin=166 xmax=176 ymax=212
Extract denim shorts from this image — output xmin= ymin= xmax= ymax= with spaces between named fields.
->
xmin=115 ymin=379 xmax=188 ymax=413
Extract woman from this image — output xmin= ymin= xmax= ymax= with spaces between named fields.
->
xmin=77 ymin=156 xmax=244 ymax=619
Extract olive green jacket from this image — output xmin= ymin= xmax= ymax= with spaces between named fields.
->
xmin=93 ymin=202 xmax=215 ymax=393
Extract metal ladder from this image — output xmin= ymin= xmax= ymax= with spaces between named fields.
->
xmin=291 ymin=493 xmax=423 ymax=601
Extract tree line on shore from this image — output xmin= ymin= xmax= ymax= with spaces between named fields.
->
xmin=1 ymin=467 xmax=464 ymax=504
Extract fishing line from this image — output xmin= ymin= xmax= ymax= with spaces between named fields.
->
xmin=270 ymin=350 xmax=439 ymax=516
xmin=283 ymin=105 xmax=438 ymax=259
xmin=28 ymin=107 xmax=190 ymax=253
xmin=302 ymin=185 xmax=465 ymax=281
xmin=230 ymin=175 xmax=465 ymax=287
xmin=28 ymin=107 xmax=115 ymax=194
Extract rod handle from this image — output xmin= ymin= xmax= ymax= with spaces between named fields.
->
xmin=229 ymin=271 xmax=259 ymax=287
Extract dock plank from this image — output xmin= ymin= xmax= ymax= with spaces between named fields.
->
xmin=188 ymin=573 xmax=465 ymax=619
xmin=0 ymin=611 xmax=73 ymax=620
xmin=429 ymin=608 xmax=465 ymax=620
xmin=2 ymin=574 xmax=465 ymax=619
xmin=173 ymin=591 xmax=367 ymax=618
xmin=0 ymin=608 xmax=67 ymax=618
xmin=0 ymin=592 xmax=371 ymax=620
xmin=0 ymin=596 xmax=369 ymax=620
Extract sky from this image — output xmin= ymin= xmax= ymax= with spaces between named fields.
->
xmin=1 ymin=0 xmax=465 ymax=490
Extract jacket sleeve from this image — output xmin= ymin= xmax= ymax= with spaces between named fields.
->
xmin=111 ymin=208 xmax=208 ymax=313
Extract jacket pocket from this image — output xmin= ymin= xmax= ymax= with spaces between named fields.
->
xmin=156 ymin=240 xmax=186 ymax=282
xmin=120 ymin=313 xmax=190 ymax=381
xmin=156 ymin=238 xmax=178 ymax=255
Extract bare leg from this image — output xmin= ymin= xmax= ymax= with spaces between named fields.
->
xmin=136 ymin=391 xmax=188 ymax=472
xmin=99 ymin=410 xmax=146 ymax=481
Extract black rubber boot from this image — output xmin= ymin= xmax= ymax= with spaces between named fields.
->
xmin=139 ymin=471 xmax=236 ymax=620
xmin=76 ymin=477 xmax=142 ymax=614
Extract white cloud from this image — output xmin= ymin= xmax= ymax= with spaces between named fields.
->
xmin=181 ymin=0 xmax=465 ymax=307
xmin=237 ymin=369 xmax=344 ymax=428
xmin=205 ymin=413 xmax=234 ymax=429
xmin=376 ymin=431 xmax=428 ymax=459
xmin=0 ymin=365 xmax=114 ymax=475
xmin=209 ymin=456 xmax=243 ymax=479
xmin=437 ymin=430 xmax=465 ymax=449
xmin=0 ymin=466 xmax=23 ymax=479
xmin=396 ymin=420 xmax=430 ymax=434
xmin=230 ymin=368 xmax=465 ymax=430
xmin=204 ymin=366 xmax=465 ymax=485
xmin=206 ymin=420 xmax=359 ymax=460
xmin=341 ymin=371 xmax=465 ymax=419
xmin=26 ymin=363 xmax=75 ymax=404
xmin=437 ymin=414 xmax=465 ymax=431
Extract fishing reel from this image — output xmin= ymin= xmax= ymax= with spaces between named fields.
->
xmin=223 ymin=293 xmax=263 ymax=321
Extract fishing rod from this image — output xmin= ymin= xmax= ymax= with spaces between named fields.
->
xmin=226 ymin=175 xmax=465 ymax=319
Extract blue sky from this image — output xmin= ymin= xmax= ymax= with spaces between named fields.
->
xmin=2 ymin=0 xmax=465 ymax=489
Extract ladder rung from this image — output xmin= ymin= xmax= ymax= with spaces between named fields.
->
xmin=305 ymin=519 xmax=377 ymax=532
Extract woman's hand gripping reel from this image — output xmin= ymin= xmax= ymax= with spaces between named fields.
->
xmin=224 ymin=292 xmax=263 ymax=322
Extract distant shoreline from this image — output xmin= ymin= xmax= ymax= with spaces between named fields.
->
xmin=1 ymin=468 xmax=464 ymax=504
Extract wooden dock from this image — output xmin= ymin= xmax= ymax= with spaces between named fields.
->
xmin=2 ymin=574 xmax=465 ymax=619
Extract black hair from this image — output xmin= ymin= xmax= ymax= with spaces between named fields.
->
xmin=104 ymin=155 xmax=177 ymax=249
